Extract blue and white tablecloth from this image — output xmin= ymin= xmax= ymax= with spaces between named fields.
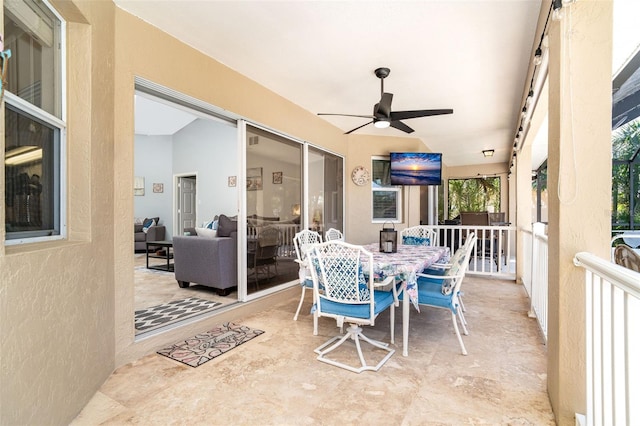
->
xmin=362 ymin=243 xmax=450 ymax=312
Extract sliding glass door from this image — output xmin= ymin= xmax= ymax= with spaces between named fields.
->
xmin=245 ymin=125 xmax=302 ymax=295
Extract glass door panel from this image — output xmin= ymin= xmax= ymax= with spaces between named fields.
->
xmin=308 ymin=147 xmax=344 ymax=240
xmin=245 ymin=126 xmax=302 ymax=294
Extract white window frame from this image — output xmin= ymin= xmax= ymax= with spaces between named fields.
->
xmin=4 ymin=0 xmax=67 ymax=245
xmin=371 ymin=156 xmax=402 ymax=223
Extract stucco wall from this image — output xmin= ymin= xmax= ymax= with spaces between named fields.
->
xmin=0 ymin=1 xmax=116 ymax=424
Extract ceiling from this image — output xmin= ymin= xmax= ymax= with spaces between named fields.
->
xmin=116 ymin=0 xmax=543 ymax=168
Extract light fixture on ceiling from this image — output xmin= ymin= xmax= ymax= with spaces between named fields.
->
xmin=5 ymin=146 xmax=43 ymax=166
xmin=482 ymin=149 xmax=495 ymax=158
xmin=373 ymin=119 xmax=390 ymax=129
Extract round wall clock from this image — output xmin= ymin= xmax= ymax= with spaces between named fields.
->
xmin=351 ymin=166 xmax=370 ymax=186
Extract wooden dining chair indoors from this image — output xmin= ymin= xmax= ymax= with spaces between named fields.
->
xmin=309 ymin=241 xmax=397 ymax=373
xmin=292 ymin=229 xmax=323 ymax=320
xmin=247 ymin=226 xmax=280 ymax=289
xmin=400 ymin=225 xmax=438 ymax=246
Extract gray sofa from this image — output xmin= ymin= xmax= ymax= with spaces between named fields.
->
xmin=172 ymin=230 xmax=238 ymax=296
xmin=134 ymin=217 xmax=166 ymax=252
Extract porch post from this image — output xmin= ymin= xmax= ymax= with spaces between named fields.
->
xmin=546 ymin=1 xmax=613 ymax=424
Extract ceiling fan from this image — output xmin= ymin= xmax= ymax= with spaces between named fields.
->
xmin=318 ymin=67 xmax=453 ymax=134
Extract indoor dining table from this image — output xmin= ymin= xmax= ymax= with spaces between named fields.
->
xmin=361 ymin=243 xmax=449 ymax=356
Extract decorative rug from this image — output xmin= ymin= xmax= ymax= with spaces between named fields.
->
xmin=157 ymin=322 xmax=265 ymax=367
xmin=135 ymin=298 xmax=222 ymax=332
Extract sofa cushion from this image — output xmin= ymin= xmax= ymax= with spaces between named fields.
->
xmin=196 ymin=227 xmax=217 ymax=239
xmin=217 ymin=214 xmax=237 ymax=237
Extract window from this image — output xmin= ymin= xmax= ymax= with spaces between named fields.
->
xmin=447 ymin=177 xmax=500 ymax=220
xmin=4 ymin=0 xmax=65 ymax=243
xmin=532 ymin=162 xmax=548 ymax=223
xmin=371 ymin=157 xmax=402 ymax=222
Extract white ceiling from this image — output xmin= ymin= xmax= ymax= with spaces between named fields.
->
xmin=117 ymin=0 xmax=543 ymax=167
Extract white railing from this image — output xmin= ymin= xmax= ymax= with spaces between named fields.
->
xmin=247 ymin=223 xmax=300 ymax=258
xmin=520 ymin=224 xmax=548 ymax=341
xmin=573 ymin=252 xmax=640 ymax=426
xmin=433 ymin=225 xmax=516 ymax=279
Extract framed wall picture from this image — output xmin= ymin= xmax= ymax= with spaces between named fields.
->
xmin=152 ymin=183 xmax=164 ymax=193
xmin=228 ymin=176 xmax=237 ymax=187
xmin=272 ymin=171 xmax=283 ymax=184
xmin=247 ymin=167 xmax=263 ymax=191
xmin=134 ymin=176 xmax=144 ymax=196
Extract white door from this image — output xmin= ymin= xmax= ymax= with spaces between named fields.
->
xmin=178 ymin=176 xmax=197 ymax=234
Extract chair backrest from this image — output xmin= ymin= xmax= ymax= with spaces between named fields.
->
xmin=400 ymin=225 xmax=437 ymax=246
xmin=441 ymin=232 xmax=476 ymax=295
xmin=309 ymin=241 xmax=375 ymax=317
xmin=325 ymin=228 xmax=344 ymax=241
xmin=255 ymin=226 xmax=280 ymax=260
xmin=293 ymin=229 xmax=323 ymax=263
xmin=460 ymin=212 xmax=489 ymax=226
xmin=614 ymin=244 xmax=640 ymax=273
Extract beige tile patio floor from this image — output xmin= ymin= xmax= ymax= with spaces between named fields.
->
xmin=73 ymin=276 xmax=555 ymax=425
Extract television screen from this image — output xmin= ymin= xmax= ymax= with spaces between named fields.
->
xmin=390 ymin=152 xmax=442 ymax=186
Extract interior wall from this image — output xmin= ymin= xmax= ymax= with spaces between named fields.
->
xmin=172 ymin=118 xmax=238 ymax=225
xmin=134 ymin=134 xmax=173 ymax=234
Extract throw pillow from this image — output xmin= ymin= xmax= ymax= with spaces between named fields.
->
xmin=402 ymin=235 xmax=430 ymax=246
xmin=217 ymin=214 xmax=237 ymax=237
xmin=203 ymin=219 xmax=219 ymax=230
xmin=195 ymin=227 xmax=217 ymax=239
xmin=142 ymin=218 xmax=156 ymax=233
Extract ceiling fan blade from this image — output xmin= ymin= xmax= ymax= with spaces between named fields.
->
xmin=318 ymin=113 xmax=376 ymax=119
xmin=390 ymin=120 xmax=414 ymax=134
xmin=345 ymin=121 xmax=374 ymax=135
xmin=375 ymin=93 xmax=393 ymax=117
xmin=390 ymin=109 xmax=453 ymax=121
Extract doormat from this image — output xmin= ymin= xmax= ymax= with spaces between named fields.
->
xmin=135 ymin=298 xmax=222 ymax=332
xmin=157 ymin=322 xmax=265 ymax=368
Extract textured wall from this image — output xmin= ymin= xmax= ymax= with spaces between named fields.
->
xmin=0 ymin=1 xmax=116 ymax=424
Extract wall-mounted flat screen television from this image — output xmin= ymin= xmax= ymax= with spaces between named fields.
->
xmin=390 ymin=152 xmax=442 ymax=186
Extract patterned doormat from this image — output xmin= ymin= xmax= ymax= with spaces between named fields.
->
xmin=135 ymin=298 xmax=222 ymax=332
xmin=157 ymin=322 xmax=265 ymax=367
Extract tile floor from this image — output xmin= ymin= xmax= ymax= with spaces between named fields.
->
xmin=73 ymin=276 xmax=555 ymax=425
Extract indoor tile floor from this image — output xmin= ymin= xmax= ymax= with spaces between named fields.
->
xmin=73 ymin=276 xmax=555 ymax=425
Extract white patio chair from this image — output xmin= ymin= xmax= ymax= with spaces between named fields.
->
xmin=413 ymin=232 xmax=477 ymax=355
xmin=325 ymin=227 xmax=344 ymax=241
xmin=400 ymin=225 xmax=438 ymax=246
xmin=309 ymin=241 xmax=397 ymax=373
xmin=423 ymin=231 xmax=477 ymax=315
xmin=292 ymin=229 xmax=323 ymax=320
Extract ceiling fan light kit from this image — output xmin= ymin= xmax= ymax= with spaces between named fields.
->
xmin=317 ymin=67 xmax=453 ymax=135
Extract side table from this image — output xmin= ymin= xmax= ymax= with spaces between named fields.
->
xmin=146 ymin=240 xmax=174 ymax=272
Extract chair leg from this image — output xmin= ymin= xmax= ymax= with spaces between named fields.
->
xmin=293 ymin=285 xmax=307 ymax=321
xmin=458 ymin=309 xmax=468 ymax=330
xmin=314 ymin=324 xmax=395 ymax=373
xmin=451 ymin=312 xmax=468 ymax=355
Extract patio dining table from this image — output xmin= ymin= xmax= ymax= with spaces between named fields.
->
xmin=361 ymin=243 xmax=449 ymax=356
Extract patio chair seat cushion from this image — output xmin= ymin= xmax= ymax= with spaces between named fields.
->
xmin=318 ymin=290 xmax=394 ymax=319
xmin=399 ymin=278 xmax=459 ymax=312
